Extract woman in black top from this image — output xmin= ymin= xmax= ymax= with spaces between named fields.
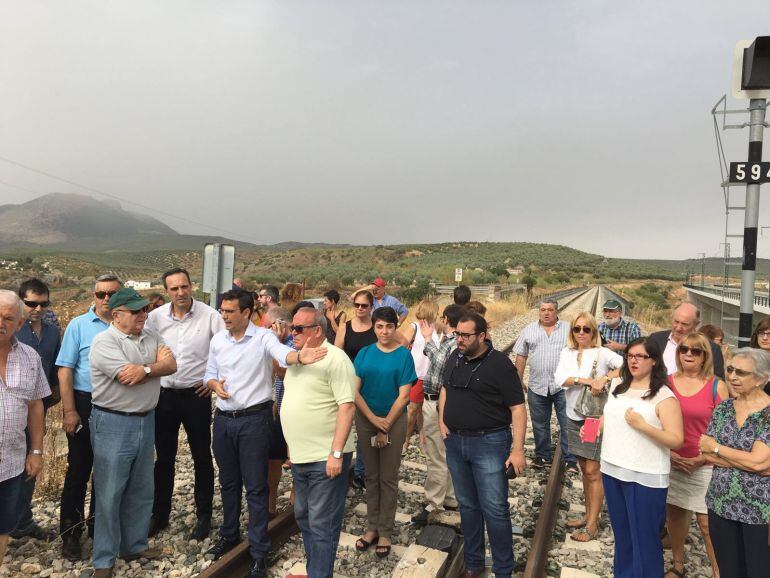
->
xmin=323 ymin=289 xmax=347 ymax=344
xmin=336 ymin=290 xmax=376 ymax=361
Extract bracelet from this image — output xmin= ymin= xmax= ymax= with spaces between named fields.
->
xmin=30 ymin=449 xmax=44 ymax=456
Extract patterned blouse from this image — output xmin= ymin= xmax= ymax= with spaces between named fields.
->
xmin=705 ymin=400 xmax=770 ymax=524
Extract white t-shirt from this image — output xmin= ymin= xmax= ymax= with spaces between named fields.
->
xmin=554 ymin=347 xmax=624 ymax=421
xmin=409 ymin=323 xmax=440 ymax=380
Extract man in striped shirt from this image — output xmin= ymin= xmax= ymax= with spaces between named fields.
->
xmin=513 ymin=298 xmax=576 ymax=471
xmin=597 ymin=299 xmax=641 ymax=354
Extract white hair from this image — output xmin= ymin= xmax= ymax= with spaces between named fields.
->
xmin=732 ymin=347 xmax=770 ymax=381
xmin=0 ymin=289 xmax=23 ymax=319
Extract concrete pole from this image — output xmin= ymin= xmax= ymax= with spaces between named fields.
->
xmin=738 ymin=99 xmax=766 ymax=346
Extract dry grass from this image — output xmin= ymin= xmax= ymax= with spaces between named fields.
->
xmin=36 ymin=405 xmax=70 ymax=501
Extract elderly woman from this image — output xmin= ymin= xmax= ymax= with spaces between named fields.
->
xmin=700 ymin=348 xmax=770 ymax=578
xmin=749 ymin=319 xmax=770 ymax=394
xmin=554 ymin=312 xmax=623 ymax=542
xmin=353 ymin=306 xmax=416 ymax=558
xmin=665 ymin=332 xmax=728 ymax=578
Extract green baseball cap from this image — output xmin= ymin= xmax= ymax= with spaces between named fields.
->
xmin=108 ymin=288 xmax=150 ymax=311
xmin=602 ymin=299 xmax=623 ymax=311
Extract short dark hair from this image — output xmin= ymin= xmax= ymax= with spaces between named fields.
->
xmin=162 ymin=268 xmax=191 ymax=288
xmin=453 ymin=285 xmax=471 ymax=306
xmin=466 ymin=300 xmax=487 ymax=317
xmin=324 ymin=289 xmax=340 ymax=304
xmin=221 ymin=289 xmax=254 ymax=313
xmin=261 ymin=285 xmax=280 ymax=303
xmin=458 ymin=312 xmax=487 ymax=335
xmin=372 ymin=306 xmax=398 ymax=326
xmin=442 ymin=304 xmax=466 ymax=328
xmin=291 ymin=300 xmax=318 ymax=316
xmin=353 ymin=290 xmax=374 ymax=305
xmin=18 ymin=278 xmax=50 ymax=299
xmin=147 ymin=292 xmax=164 ymax=302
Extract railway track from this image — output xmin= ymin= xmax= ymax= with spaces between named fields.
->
xmin=200 ymin=286 xmax=618 ymax=578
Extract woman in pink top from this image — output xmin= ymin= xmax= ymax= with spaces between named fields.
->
xmin=665 ymin=332 xmax=729 ymax=578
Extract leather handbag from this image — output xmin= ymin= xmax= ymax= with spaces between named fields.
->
xmin=575 ymin=355 xmax=608 ymax=418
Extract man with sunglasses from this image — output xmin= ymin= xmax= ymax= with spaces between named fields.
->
xmin=10 ymin=278 xmax=61 ymax=541
xmin=204 ymin=289 xmax=327 ymax=578
xmin=648 ymin=302 xmax=724 ymax=379
xmin=439 ymin=312 xmax=526 ymax=578
xmin=88 ymin=287 xmax=177 ymax=577
xmin=55 ymin=272 xmax=122 ymax=560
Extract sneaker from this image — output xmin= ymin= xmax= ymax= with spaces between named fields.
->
xmin=565 ymin=461 xmax=579 ymax=473
xmin=148 ymin=516 xmax=169 ymax=538
xmin=10 ymin=521 xmax=56 ymax=541
xmin=189 ymin=516 xmax=211 ymax=541
xmin=247 ymin=558 xmax=267 ymax=578
xmin=207 ymin=537 xmax=240 ymax=560
xmin=411 ymin=507 xmax=430 ymax=526
xmin=61 ymin=532 xmax=82 ymax=561
xmin=531 ymin=457 xmax=551 ymax=469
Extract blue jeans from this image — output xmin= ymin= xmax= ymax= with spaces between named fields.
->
xmin=14 ymin=427 xmax=35 ymax=533
xmin=292 ymin=453 xmax=352 ymax=578
xmin=527 ymin=390 xmax=575 ymax=463
xmin=90 ymin=408 xmax=155 ymax=569
xmin=212 ymin=408 xmax=272 ymax=560
xmin=354 ymin=438 xmax=365 ymax=478
xmin=445 ymin=429 xmax=514 ymax=578
xmin=0 ymin=472 xmax=24 ymax=535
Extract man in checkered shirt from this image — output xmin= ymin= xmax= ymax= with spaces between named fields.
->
xmin=0 ymin=290 xmax=50 ymax=568
xmin=597 ymin=299 xmax=641 ymax=354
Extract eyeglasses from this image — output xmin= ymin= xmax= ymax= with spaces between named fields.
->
xmin=353 ymin=303 xmax=370 ymax=309
xmin=627 ymin=353 xmax=652 ymax=361
xmin=291 ymin=324 xmax=319 ymax=333
xmin=454 ymin=331 xmax=480 ymax=340
xmin=94 ymin=291 xmax=118 ymax=300
xmin=677 ymin=345 xmax=704 ymax=357
xmin=572 ymin=326 xmax=592 ymax=334
xmin=757 ymin=331 xmax=770 ymax=339
xmin=23 ymin=300 xmax=50 ymax=309
xmin=726 ymin=365 xmax=753 ymax=378
xmin=116 ymin=306 xmax=149 ymax=315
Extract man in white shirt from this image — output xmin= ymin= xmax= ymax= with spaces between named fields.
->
xmin=203 ymin=290 xmax=326 ymax=578
xmin=145 ymin=268 xmax=225 ymax=540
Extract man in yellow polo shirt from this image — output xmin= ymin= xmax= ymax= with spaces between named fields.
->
xmin=281 ymin=306 xmax=356 ymax=578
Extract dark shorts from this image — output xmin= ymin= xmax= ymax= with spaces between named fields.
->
xmin=0 ymin=471 xmax=24 ymax=534
xmin=269 ymin=414 xmax=288 ymax=461
xmin=409 ymin=380 xmax=425 ymax=404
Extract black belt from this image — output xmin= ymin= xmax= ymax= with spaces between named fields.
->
xmin=73 ymin=390 xmax=92 ymax=398
xmin=425 ymin=394 xmax=440 ymax=401
xmin=450 ymin=425 xmax=509 ymax=437
xmin=161 ymin=386 xmax=201 ymax=394
xmin=215 ymin=400 xmax=272 ymax=418
xmin=92 ymin=404 xmax=152 ymax=418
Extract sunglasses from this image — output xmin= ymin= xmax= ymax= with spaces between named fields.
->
xmin=291 ymin=323 xmax=319 ymax=333
xmin=23 ymin=300 xmax=50 ymax=309
xmin=726 ymin=365 xmax=753 ymax=378
xmin=353 ymin=303 xmax=370 ymax=309
xmin=116 ymin=306 xmax=150 ymax=315
xmin=627 ymin=353 xmax=652 ymax=361
xmin=455 ymin=331 xmax=480 ymax=340
xmin=757 ymin=331 xmax=770 ymax=339
xmin=677 ymin=345 xmax=704 ymax=357
xmin=572 ymin=326 xmax=592 ymax=334
xmin=94 ymin=291 xmax=118 ymax=300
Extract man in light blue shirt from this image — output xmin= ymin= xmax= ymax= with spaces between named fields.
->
xmin=55 ymin=273 xmax=122 ymax=561
xmin=370 ymin=277 xmax=408 ymax=325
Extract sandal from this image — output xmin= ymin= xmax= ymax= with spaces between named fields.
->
xmin=566 ymin=517 xmax=587 ymax=529
xmin=355 ymin=534 xmax=378 ymax=552
xmin=571 ymin=528 xmax=599 ymax=542
xmin=375 ymin=543 xmax=391 ymax=558
xmin=664 ymin=562 xmax=686 ymax=578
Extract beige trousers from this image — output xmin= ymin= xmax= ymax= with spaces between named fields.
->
xmin=421 ymin=399 xmax=457 ymax=511
xmin=355 ymin=411 xmax=407 ymax=540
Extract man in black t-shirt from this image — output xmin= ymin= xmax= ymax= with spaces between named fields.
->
xmin=438 ymin=312 xmax=526 ymax=578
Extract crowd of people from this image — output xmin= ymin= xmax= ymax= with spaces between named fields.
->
xmin=0 ymin=274 xmax=769 ymax=578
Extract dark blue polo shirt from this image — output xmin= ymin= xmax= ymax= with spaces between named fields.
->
xmin=16 ymin=319 xmax=61 ymax=402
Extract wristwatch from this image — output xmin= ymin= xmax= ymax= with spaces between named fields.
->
xmin=30 ymin=449 xmax=43 ymax=456
xmin=331 ymin=450 xmax=343 ymax=459
xmin=143 ymin=365 xmax=151 ymax=376
xmin=573 ymin=377 xmax=580 ymax=386
xmin=713 ymin=444 xmax=720 ymax=455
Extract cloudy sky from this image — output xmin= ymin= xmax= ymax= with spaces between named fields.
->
xmin=1 ymin=1 xmax=769 ymax=259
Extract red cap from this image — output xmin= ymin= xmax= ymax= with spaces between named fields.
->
xmin=373 ymin=277 xmax=387 ymax=287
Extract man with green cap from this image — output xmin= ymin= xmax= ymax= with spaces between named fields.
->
xmin=88 ymin=287 xmax=178 ymax=577
xmin=597 ymin=299 xmax=641 ymax=353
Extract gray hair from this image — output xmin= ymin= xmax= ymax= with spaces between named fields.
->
xmin=267 ymin=307 xmax=292 ymax=324
xmin=731 ymin=347 xmax=770 ymax=381
xmin=540 ymin=297 xmax=559 ymax=310
xmin=95 ymin=273 xmax=123 ymax=289
xmin=297 ymin=306 xmax=327 ymax=334
xmin=0 ymin=289 xmax=23 ymax=319
xmin=673 ymin=301 xmax=700 ymax=322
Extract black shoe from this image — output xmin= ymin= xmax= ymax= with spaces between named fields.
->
xmin=351 ymin=475 xmax=366 ymax=490
xmin=247 ymin=558 xmax=267 ymax=578
xmin=10 ymin=521 xmax=56 ymax=541
xmin=411 ymin=507 xmax=430 ymax=526
xmin=565 ymin=461 xmax=579 ymax=473
xmin=189 ymin=516 xmax=211 ymax=541
xmin=207 ymin=537 xmax=239 ymax=561
xmin=61 ymin=532 xmax=82 ymax=561
xmin=148 ymin=516 xmax=169 ymax=538
xmin=531 ymin=457 xmax=550 ymax=469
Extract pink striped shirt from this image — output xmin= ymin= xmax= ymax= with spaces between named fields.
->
xmin=0 ymin=338 xmax=51 ymax=482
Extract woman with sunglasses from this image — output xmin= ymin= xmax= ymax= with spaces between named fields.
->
xmin=353 ymin=306 xmax=417 ymax=558
xmin=335 ymin=290 xmax=376 ymax=363
xmin=664 ymin=332 xmax=728 ymax=578
xmin=699 ymin=348 xmax=770 ymax=578
xmin=749 ymin=318 xmax=770 ymax=394
xmin=599 ymin=337 xmax=683 ymax=578
xmin=554 ymin=312 xmax=623 ymax=542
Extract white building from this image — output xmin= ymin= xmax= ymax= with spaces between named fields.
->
xmin=125 ymin=280 xmax=151 ymax=290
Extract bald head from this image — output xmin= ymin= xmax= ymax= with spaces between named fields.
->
xmin=671 ymin=302 xmax=699 ymax=342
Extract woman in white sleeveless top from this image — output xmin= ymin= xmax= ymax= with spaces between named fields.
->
xmin=597 ymin=337 xmax=683 ymax=578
